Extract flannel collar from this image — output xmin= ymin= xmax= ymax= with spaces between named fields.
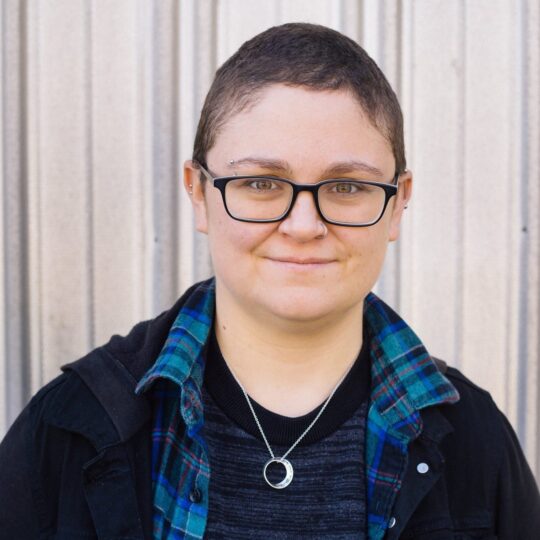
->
xmin=137 ymin=279 xmax=458 ymax=424
xmin=136 ymin=279 xmax=214 ymax=432
xmin=364 ymin=293 xmax=460 ymax=443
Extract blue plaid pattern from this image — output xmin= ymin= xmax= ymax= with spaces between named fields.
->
xmin=136 ymin=279 xmax=459 ymax=539
xmin=363 ymin=294 xmax=460 ymax=538
xmin=136 ymin=280 xmax=215 ymax=539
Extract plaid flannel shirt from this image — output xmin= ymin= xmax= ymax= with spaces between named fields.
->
xmin=136 ymin=279 xmax=460 ymax=539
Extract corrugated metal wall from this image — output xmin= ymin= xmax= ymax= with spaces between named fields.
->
xmin=1 ymin=0 xmax=539 ymax=481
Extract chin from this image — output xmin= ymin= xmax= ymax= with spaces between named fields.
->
xmin=255 ymin=288 xmax=360 ymax=325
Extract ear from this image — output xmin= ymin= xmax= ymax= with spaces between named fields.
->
xmin=183 ymin=160 xmax=209 ymax=234
xmin=388 ymin=169 xmax=413 ymax=242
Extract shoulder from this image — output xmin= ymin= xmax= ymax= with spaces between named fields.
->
xmin=432 ymin=357 xmax=495 ymax=410
xmin=428 ymin=359 xmax=540 ymax=533
xmin=9 ymin=280 xmax=212 ymax=442
xmin=3 ymin=313 xmax=158 ymax=453
xmin=429 ymin=359 xmax=529 ymax=478
xmin=3 ymin=352 xmax=119 ymax=454
xmin=4 ymin=282 xmax=201 ymax=446
xmin=443 ymin=364 xmax=499 ymax=414
xmin=433 ymin=358 xmax=502 ymax=430
xmin=443 ymin=364 xmax=493 ymax=407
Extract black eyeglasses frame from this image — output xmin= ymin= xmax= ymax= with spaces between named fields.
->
xmin=195 ymin=162 xmax=400 ymax=227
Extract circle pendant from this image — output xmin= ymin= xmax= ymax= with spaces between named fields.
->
xmin=263 ymin=457 xmax=294 ymax=489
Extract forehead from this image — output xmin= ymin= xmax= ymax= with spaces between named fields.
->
xmin=208 ymin=84 xmax=395 ymax=176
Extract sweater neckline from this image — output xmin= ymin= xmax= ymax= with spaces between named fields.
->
xmin=203 ymin=328 xmax=370 ymax=447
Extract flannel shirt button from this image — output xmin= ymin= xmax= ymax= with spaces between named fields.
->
xmin=388 ymin=517 xmax=396 ymax=528
xmin=417 ymin=462 xmax=429 ymax=474
xmin=189 ymin=488 xmax=202 ymax=503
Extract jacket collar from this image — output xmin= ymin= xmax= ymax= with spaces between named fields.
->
xmin=58 ymin=350 xmax=151 ymax=447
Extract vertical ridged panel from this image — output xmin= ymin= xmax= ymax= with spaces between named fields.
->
xmin=146 ymin=1 xmax=184 ymax=315
xmin=178 ymin=0 xmax=215 ymax=294
xmin=178 ymin=0 xmax=198 ymax=292
xmin=365 ymin=1 xmax=402 ymax=307
xmin=91 ymin=1 xmax=144 ymax=343
xmin=191 ymin=1 xmax=217 ymax=285
xmin=0 ymin=0 xmax=6 ymax=435
xmin=399 ymin=1 xmax=464 ymax=365
xmin=278 ymin=0 xmax=342 ymax=26
xmin=34 ymin=1 xmax=93 ymax=383
xmin=1 ymin=0 xmax=29 ymax=424
xmin=137 ymin=0 xmax=156 ymax=320
xmin=216 ymin=0 xmax=280 ymax=64
xmin=461 ymin=1 xmax=519 ymax=411
xmin=26 ymin=0 xmax=43 ymax=395
xmin=523 ymin=0 xmax=540 ymax=470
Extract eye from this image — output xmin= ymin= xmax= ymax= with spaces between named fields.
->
xmin=326 ymin=181 xmax=366 ymax=195
xmin=244 ymin=178 xmax=280 ymax=191
xmin=331 ymin=182 xmax=360 ymax=194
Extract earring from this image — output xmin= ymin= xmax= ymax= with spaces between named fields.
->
xmin=189 ymin=184 xmax=193 ymax=195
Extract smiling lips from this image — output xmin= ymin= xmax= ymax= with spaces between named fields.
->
xmin=266 ymin=256 xmax=336 ymax=267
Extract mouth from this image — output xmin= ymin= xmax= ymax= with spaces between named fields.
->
xmin=264 ymin=256 xmax=337 ymax=269
xmin=270 ymin=257 xmax=334 ymax=264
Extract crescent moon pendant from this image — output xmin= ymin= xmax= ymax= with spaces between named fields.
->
xmin=263 ymin=457 xmax=294 ymax=489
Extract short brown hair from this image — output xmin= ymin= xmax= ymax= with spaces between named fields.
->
xmin=193 ymin=22 xmax=405 ymax=173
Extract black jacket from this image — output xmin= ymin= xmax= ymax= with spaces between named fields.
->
xmin=1 ymin=285 xmax=539 ymax=539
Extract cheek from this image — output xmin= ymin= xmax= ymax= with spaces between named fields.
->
xmin=205 ymin=203 xmax=274 ymax=264
xmin=343 ymin=227 xmax=390 ymax=277
xmin=208 ymin=216 xmax=261 ymax=249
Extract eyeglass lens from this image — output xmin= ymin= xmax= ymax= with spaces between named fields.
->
xmin=224 ymin=178 xmax=387 ymax=224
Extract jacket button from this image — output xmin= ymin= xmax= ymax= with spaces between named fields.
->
xmin=416 ymin=462 xmax=429 ymax=474
xmin=189 ymin=488 xmax=202 ymax=503
xmin=388 ymin=516 xmax=396 ymax=528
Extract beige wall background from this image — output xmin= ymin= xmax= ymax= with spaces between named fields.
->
xmin=1 ymin=0 xmax=539 ymax=480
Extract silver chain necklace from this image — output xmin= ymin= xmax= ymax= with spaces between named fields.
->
xmin=227 ymin=362 xmax=354 ymax=490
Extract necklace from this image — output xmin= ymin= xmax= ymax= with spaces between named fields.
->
xmin=227 ymin=362 xmax=354 ymax=490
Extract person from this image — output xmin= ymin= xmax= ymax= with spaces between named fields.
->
xmin=1 ymin=22 xmax=539 ymax=540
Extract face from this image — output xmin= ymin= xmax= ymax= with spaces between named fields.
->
xmin=184 ymin=85 xmax=412 ymax=325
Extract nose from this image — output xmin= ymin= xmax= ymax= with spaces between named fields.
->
xmin=278 ymin=191 xmax=326 ymax=241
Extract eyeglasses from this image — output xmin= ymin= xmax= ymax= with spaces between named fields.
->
xmin=195 ymin=162 xmax=400 ymax=227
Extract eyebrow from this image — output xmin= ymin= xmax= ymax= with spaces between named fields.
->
xmin=321 ymin=160 xmax=386 ymax=178
xmin=226 ymin=157 xmax=291 ymax=175
xmin=226 ymin=156 xmax=386 ymax=178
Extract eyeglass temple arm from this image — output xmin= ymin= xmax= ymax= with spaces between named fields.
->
xmin=194 ymin=162 xmax=215 ymax=183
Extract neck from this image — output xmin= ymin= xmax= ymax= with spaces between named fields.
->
xmin=214 ymin=282 xmax=364 ymax=417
